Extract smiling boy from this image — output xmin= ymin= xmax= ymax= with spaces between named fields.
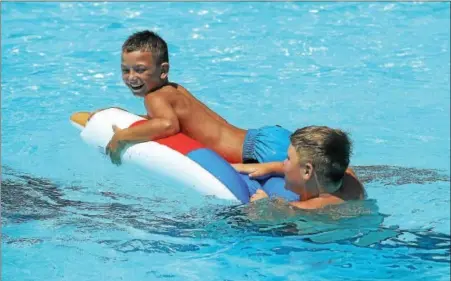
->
xmin=97 ymin=30 xmax=292 ymax=165
xmin=102 ymin=30 xmax=246 ymax=164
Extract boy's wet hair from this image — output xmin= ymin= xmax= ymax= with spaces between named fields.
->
xmin=122 ymin=30 xmax=169 ymax=65
xmin=290 ymin=126 xmax=352 ymax=188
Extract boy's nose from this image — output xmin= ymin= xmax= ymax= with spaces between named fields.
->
xmin=128 ymin=73 xmax=140 ymax=83
xmin=128 ymin=69 xmax=137 ymax=76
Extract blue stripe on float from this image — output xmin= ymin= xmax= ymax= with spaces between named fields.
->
xmin=262 ymin=176 xmax=300 ymax=202
xmin=187 ymin=149 xmax=250 ymax=204
xmin=237 ymin=173 xmax=300 ymax=202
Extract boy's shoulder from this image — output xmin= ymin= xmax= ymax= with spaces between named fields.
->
xmin=338 ymin=171 xmax=366 ymax=200
xmin=290 ymin=195 xmax=344 ymax=210
xmin=143 ymin=84 xmax=193 ymax=110
xmin=145 ymin=84 xmax=178 ymax=99
xmin=152 ymin=83 xmax=188 ymax=96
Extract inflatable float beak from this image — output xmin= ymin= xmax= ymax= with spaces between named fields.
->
xmin=70 ymin=112 xmax=91 ymax=130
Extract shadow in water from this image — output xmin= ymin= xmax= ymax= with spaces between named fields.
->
xmin=352 ymin=165 xmax=450 ymax=186
xmin=1 ymin=165 xmax=450 ymax=262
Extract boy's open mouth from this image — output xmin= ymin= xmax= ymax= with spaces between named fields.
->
xmin=130 ymin=84 xmax=144 ymax=91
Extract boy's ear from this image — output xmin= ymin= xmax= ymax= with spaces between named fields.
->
xmin=302 ymin=163 xmax=314 ymax=181
xmin=160 ymin=62 xmax=169 ymax=80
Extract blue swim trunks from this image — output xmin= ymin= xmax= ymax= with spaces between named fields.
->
xmin=242 ymin=125 xmax=292 ymax=163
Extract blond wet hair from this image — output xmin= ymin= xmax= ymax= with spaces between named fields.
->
xmin=290 ymin=126 xmax=352 ymax=193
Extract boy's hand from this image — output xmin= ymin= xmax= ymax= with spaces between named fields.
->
xmin=250 ymin=189 xmax=269 ymax=202
xmin=106 ymin=125 xmax=126 ymax=165
xmin=232 ymin=163 xmax=274 ymax=178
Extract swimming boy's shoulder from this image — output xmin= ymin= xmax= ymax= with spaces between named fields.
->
xmin=334 ymin=170 xmax=366 ymax=201
xmin=290 ymin=195 xmax=343 ymax=209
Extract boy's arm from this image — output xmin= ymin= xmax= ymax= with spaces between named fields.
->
xmin=115 ymin=94 xmax=180 ymax=142
xmin=232 ymin=162 xmax=284 ymax=178
xmin=265 ymin=162 xmax=285 ymax=174
xmin=138 ymin=114 xmax=150 ymax=119
xmin=105 ymin=95 xmax=180 ymax=165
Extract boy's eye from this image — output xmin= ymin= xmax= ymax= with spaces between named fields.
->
xmin=121 ymin=68 xmax=130 ymax=73
xmin=135 ymin=67 xmax=147 ymax=73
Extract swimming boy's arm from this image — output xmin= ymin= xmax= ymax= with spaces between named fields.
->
xmin=232 ymin=162 xmax=284 ymax=178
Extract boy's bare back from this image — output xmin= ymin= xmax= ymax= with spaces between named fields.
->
xmin=147 ymin=83 xmax=246 ymax=163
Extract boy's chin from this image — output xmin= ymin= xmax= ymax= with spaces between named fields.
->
xmin=285 ymin=183 xmax=301 ymax=194
xmin=131 ymin=91 xmax=146 ymax=97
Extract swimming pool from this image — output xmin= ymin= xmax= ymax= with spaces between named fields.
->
xmin=2 ymin=2 xmax=450 ymax=280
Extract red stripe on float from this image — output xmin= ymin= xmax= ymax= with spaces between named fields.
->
xmin=129 ymin=120 xmax=205 ymax=155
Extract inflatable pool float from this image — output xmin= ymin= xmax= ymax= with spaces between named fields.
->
xmin=70 ymin=108 xmax=300 ymax=204
xmin=70 ymin=108 xmax=252 ymax=203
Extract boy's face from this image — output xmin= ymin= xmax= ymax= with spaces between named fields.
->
xmin=283 ymin=145 xmax=313 ymax=198
xmin=283 ymin=145 xmax=304 ymax=193
xmin=121 ymin=51 xmax=167 ymax=97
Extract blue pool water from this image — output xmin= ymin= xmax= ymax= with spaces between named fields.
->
xmin=2 ymin=2 xmax=450 ymax=280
